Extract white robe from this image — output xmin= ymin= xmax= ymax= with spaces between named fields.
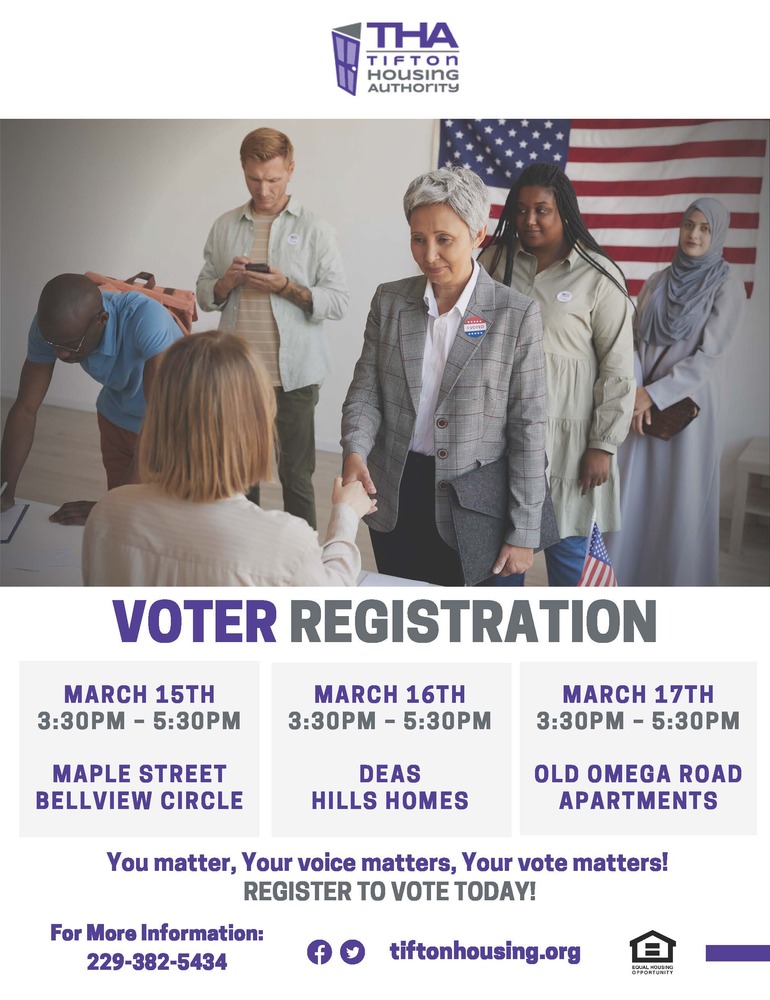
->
xmin=606 ymin=270 xmax=745 ymax=586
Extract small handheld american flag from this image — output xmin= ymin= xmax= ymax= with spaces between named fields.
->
xmin=578 ymin=520 xmax=618 ymax=587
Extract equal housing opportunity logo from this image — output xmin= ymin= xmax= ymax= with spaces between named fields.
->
xmin=331 ymin=21 xmax=460 ymax=96
xmin=630 ymin=929 xmax=676 ymax=975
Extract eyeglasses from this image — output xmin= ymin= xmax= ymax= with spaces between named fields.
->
xmin=42 ymin=309 xmax=104 ymax=356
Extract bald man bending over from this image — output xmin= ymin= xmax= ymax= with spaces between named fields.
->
xmin=1 ymin=274 xmax=182 ymax=525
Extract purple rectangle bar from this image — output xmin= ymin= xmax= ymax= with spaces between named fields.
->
xmin=706 ymin=945 xmax=770 ymax=962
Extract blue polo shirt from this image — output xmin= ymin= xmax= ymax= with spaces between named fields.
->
xmin=27 ymin=291 xmax=182 ymax=433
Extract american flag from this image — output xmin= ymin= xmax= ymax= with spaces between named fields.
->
xmin=578 ymin=520 xmax=618 ymax=587
xmin=438 ymin=119 xmax=767 ymax=298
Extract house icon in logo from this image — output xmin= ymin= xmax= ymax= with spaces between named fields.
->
xmin=332 ymin=23 xmax=361 ymax=96
xmin=630 ymin=930 xmax=676 ymax=963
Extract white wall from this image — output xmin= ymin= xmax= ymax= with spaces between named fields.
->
xmin=721 ymin=137 xmax=770 ymax=484
xmin=2 ymin=119 xmax=768 ymax=511
xmin=0 ymin=119 xmax=434 ymax=452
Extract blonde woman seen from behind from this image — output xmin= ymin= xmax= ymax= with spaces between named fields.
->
xmin=83 ymin=331 xmax=374 ymax=586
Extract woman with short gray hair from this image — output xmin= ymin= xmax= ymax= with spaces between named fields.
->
xmin=403 ymin=167 xmax=491 ymax=237
xmin=341 ymin=167 xmax=548 ymax=585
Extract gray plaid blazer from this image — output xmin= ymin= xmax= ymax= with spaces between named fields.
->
xmin=341 ymin=268 xmax=547 ymax=549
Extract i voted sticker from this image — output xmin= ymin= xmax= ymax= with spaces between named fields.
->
xmin=463 ymin=315 xmax=487 ymax=338
xmin=556 ymin=290 xmax=573 ymax=302
xmin=287 ymin=233 xmax=299 ymax=245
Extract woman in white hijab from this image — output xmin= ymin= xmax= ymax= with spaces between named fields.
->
xmin=607 ymin=198 xmax=745 ymax=586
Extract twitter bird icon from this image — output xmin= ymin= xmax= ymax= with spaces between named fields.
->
xmin=340 ymin=939 xmax=366 ymax=965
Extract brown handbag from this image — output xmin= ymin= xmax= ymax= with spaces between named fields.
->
xmin=641 ymin=345 xmax=700 ymax=440
xmin=643 ymin=397 xmax=700 ymax=440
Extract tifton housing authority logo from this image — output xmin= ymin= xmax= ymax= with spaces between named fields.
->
xmin=331 ymin=21 xmax=459 ymax=96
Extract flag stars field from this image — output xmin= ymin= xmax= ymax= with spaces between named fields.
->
xmin=440 ymin=119 xmax=766 ymax=297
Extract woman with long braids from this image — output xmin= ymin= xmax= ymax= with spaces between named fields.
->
xmin=479 ymin=163 xmax=634 ymax=585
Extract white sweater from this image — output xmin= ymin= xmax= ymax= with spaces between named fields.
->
xmin=82 ymin=484 xmax=361 ymax=586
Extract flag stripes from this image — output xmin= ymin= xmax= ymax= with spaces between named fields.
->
xmin=438 ymin=119 xmax=767 ymax=300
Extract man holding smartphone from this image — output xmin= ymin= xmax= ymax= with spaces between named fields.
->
xmin=196 ymin=127 xmax=349 ymax=529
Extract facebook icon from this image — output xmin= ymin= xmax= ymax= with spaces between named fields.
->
xmin=307 ymin=939 xmax=332 ymax=965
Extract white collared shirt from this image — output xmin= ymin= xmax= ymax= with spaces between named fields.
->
xmin=411 ymin=259 xmax=481 ymax=455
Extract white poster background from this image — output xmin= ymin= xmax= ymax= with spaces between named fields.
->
xmin=2 ymin=6 xmax=769 ymax=998
xmin=2 ymin=587 xmax=767 ymax=998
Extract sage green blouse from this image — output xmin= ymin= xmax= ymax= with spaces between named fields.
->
xmin=480 ymin=242 xmax=634 ymax=537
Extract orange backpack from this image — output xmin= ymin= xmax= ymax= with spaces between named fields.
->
xmin=85 ymin=270 xmax=197 ymax=335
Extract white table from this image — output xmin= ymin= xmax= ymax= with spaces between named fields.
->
xmin=357 ymin=570 xmax=436 ymax=587
xmin=1 ymin=502 xmax=432 ymax=588
xmin=1 ymin=500 xmax=84 ymax=586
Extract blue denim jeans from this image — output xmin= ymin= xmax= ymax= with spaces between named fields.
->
xmin=493 ymin=535 xmax=588 ymax=587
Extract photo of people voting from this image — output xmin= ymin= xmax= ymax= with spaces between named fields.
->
xmin=2 ymin=120 xmax=768 ymax=587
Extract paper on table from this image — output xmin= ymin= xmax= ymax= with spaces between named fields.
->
xmin=1 ymin=503 xmax=29 ymax=543
xmin=6 ymin=547 xmax=80 ymax=571
xmin=357 ymin=570 xmax=436 ymax=586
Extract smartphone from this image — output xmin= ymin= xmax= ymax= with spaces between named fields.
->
xmin=245 ymin=262 xmax=270 ymax=272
